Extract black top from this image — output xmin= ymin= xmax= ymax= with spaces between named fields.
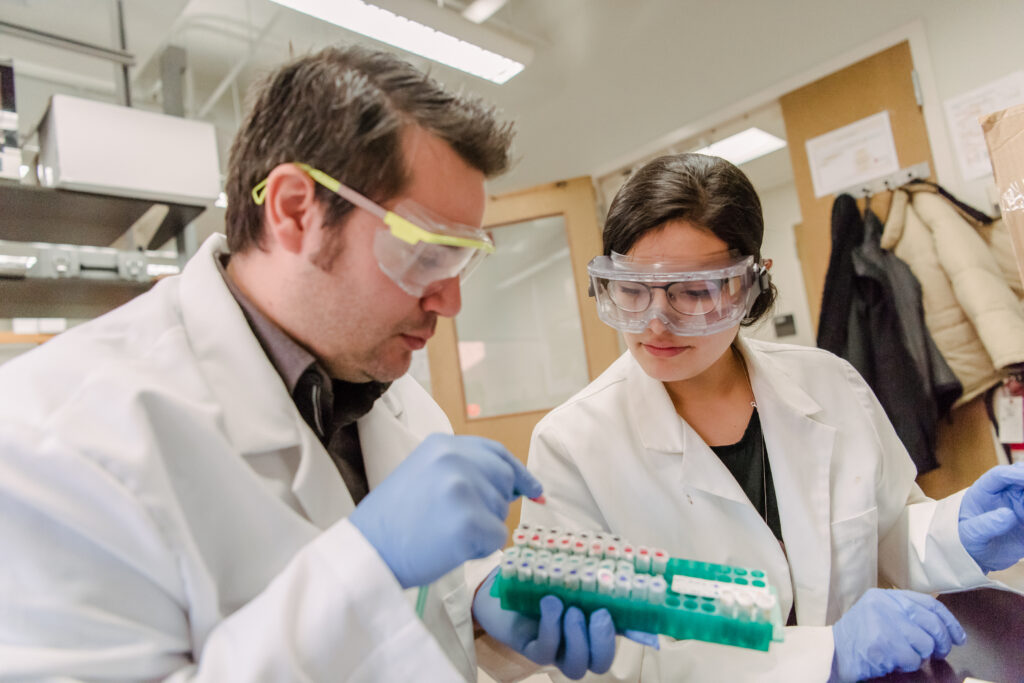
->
xmin=710 ymin=409 xmax=782 ymax=542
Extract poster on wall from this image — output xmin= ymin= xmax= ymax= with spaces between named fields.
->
xmin=805 ymin=111 xmax=900 ymax=198
xmin=945 ymin=70 xmax=1024 ymax=182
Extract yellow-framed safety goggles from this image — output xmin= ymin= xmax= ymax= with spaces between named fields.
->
xmin=252 ymin=163 xmax=494 ymax=252
xmin=252 ymin=163 xmax=495 ymax=296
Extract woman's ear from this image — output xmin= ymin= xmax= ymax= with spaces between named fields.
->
xmin=261 ymin=164 xmax=318 ymax=255
xmin=763 ymin=258 xmax=773 ymax=271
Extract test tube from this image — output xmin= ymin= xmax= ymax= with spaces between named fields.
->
xmin=616 ymin=560 xmax=635 ymax=575
xmin=634 ymin=548 xmax=651 ymax=573
xmin=536 ymin=550 xmax=553 ymax=564
xmin=520 ymin=548 xmax=537 ymax=561
xmin=549 ymin=565 xmax=565 ymax=587
xmin=630 ymin=574 xmax=649 ymax=601
xmin=754 ymin=592 xmax=777 ymax=621
xmin=528 ymin=533 xmax=544 ymax=550
xmin=598 ymin=559 xmax=617 ymax=573
xmin=588 ymin=540 xmax=604 ymax=558
xmin=621 ymin=545 xmax=635 ymax=566
xmin=651 ymin=549 xmax=669 ymax=574
xmin=544 ymin=535 xmax=560 ymax=553
xmin=572 ymin=538 xmax=588 ymax=555
xmin=550 ymin=553 xmax=568 ymax=566
xmin=564 ymin=568 xmax=581 ymax=591
xmin=504 ymin=546 xmax=521 ymax=560
xmin=648 ymin=576 xmax=667 ymax=605
xmin=518 ymin=561 xmax=533 ymax=582
xmin=512 ymin=530 xmax=529 ymax=547
xmin=604 ymin=543 xmax=621 ymax=560
xmin=501 ymin=557 xmax=518 ymax=579
xmin=518 ymin=523 xmax=531 ymax=532
xmin=582 ymin=558 xmax=599 ymax=571
xmin=597 ymin=569 xmax=615 ymax=595
xmin=534 ymin=565 xmax=549 ymax=586
xmin=581 ymin=569 xmax=597 ymax=592
xmin=736 ymin=591 xmax=754 ymax=619
xmin=614 ymin=572 xmax=632 ymax=598
xmin=719 ymin=588 xmax=737 ymax=617
xmin=557 ymin=534 xmax=574 ymax=554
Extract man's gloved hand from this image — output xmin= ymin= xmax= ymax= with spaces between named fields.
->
xmin=831 ymin=588 xmax=966 ymax=682
xmin=349 ymin=434 xmax=542 ymax=589
xmin=959 ymin=464 xmax=1024 ymax=573
xmin=473 ymin=569 xmax=616 ymax=680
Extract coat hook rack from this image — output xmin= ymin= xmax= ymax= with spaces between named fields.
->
xmin=836 ymin=161 xmax=931 ymax=199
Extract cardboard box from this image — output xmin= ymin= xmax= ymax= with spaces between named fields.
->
xmin=36 ymin=94 xmax=220 ymax=205
xmin=981 ymin=102 xmax=1024 ymax=287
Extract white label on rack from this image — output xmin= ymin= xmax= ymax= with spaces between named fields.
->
xmin=995 ymin=388 xmax=1024 ymax=444
xmin=670 ymin=575 xmax=770 ymax=600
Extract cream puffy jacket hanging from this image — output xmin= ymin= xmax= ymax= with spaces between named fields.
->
xmin=881 ymin=185 xmax=1024 ymax=404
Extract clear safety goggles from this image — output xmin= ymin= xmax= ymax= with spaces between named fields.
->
xmin=587 ymin=251 xmax=769 ymax=336
xmin=252 ymin=163 xmax=495 ymax=296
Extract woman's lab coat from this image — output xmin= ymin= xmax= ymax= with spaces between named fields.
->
xmin=523 ymin=337 xmax=993 ymax=682
xmin=0 ymin=234 xmax=493 ymax=681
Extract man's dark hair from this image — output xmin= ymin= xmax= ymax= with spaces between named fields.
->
xmin=602 ymin=153 xmax=777 ymax=325
xmin=225 ymin=45 xmax=515 ymax=262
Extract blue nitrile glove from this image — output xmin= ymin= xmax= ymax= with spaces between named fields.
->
xmin=958 ymin=464 xmax=1024 ymax=573
xmin=473 ymin=568 xmax=617 ymax=680
xmin=830 ymin=588 xmax=966 ymax=682
xmin=349 ymin=434 xmax=542 ymax=589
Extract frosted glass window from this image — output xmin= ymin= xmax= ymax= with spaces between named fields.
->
xmin=455 ymin=215 xmax=589 ymax=418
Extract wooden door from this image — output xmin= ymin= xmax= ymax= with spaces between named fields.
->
xmin=427 ymin=176 xmax=620 ymax=533
xmin=780 ymin=40 xmax=933 ymax=331
xmin=780 ymin=41 xmax=999 ymax=496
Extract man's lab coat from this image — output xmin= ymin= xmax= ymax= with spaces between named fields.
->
xmin=0 ymin=234 xmax=493 ymax=681
xmin=523 ymin=338 xmax=998 ymax=682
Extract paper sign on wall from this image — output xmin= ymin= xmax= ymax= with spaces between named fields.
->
xmin=944 ymin=70 xmax=1024 ymax=182
xmin=805 ymin=111 xmax=900 ymax=198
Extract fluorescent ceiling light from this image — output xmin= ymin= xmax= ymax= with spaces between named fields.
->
xmin=271 ymin=0 xmax=527 ymax=84
xmin=693 ymin=128 xmax=786 ymax=166
xmin=462 ymin=0 xmax=508 ymax=24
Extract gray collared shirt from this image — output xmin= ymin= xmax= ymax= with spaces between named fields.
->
xmin=217 ymin=255 xmax=387 ymax=504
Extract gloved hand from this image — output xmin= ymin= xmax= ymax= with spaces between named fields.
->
xmin=349 ymin=434 xmax=542 ymax=589
xmin=831 ymin=588 xmax=966 ymax=682
xmin=958 ymin=464 xmax=1024 ymax=573
xmin=473 ymin=569 xmax=616 ymax=680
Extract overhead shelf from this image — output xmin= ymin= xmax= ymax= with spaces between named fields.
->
xmin=0 ymin=236 xmax=182 ymax=319
xmin=0 ymin=277 xmax=155 ymax=318
xmin=0 ymin=180 xmax=207 ymax=249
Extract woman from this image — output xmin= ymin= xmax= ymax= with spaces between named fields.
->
xmin=522 ymin=153 xmax=1024 ymax=682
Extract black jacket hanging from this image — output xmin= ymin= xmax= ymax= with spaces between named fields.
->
xmin=818 ymin=195 xmax=962 ymax=474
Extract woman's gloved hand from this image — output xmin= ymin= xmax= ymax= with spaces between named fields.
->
xmin=349 ymin=434 xmax=542 ymax=589
xmin=473 ymin=569 xmax=616 ymax=680
xmin=830 ymin=588 xmax=966 ymax=682
xmin=958 ymin=464 xmax=1024 ymax=573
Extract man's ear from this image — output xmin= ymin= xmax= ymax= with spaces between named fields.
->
xmin=261 ymin=163 xmax=319 ymax=255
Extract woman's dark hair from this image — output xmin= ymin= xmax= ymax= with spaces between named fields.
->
xmin=603 ymin=153 xmax=777 ymax=325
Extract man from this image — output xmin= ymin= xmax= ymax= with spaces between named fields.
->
xmin=0 ymin=46 xmax=614 ymax=681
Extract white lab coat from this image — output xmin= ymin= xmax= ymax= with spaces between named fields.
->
xmin=523 ymin=337 xmax=996 ymax=682
xmin=0 ymin=234 xmax=501 ymax=681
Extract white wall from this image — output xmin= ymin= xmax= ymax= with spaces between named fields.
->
xmin=744 ymin=181 xmax=815 ymax=348
xmin=482 ymin=0 xmax=1024 ymax=213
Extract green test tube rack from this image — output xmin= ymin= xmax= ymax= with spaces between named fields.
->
xmin=493 ymin=524 xmax=785 ymax=652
